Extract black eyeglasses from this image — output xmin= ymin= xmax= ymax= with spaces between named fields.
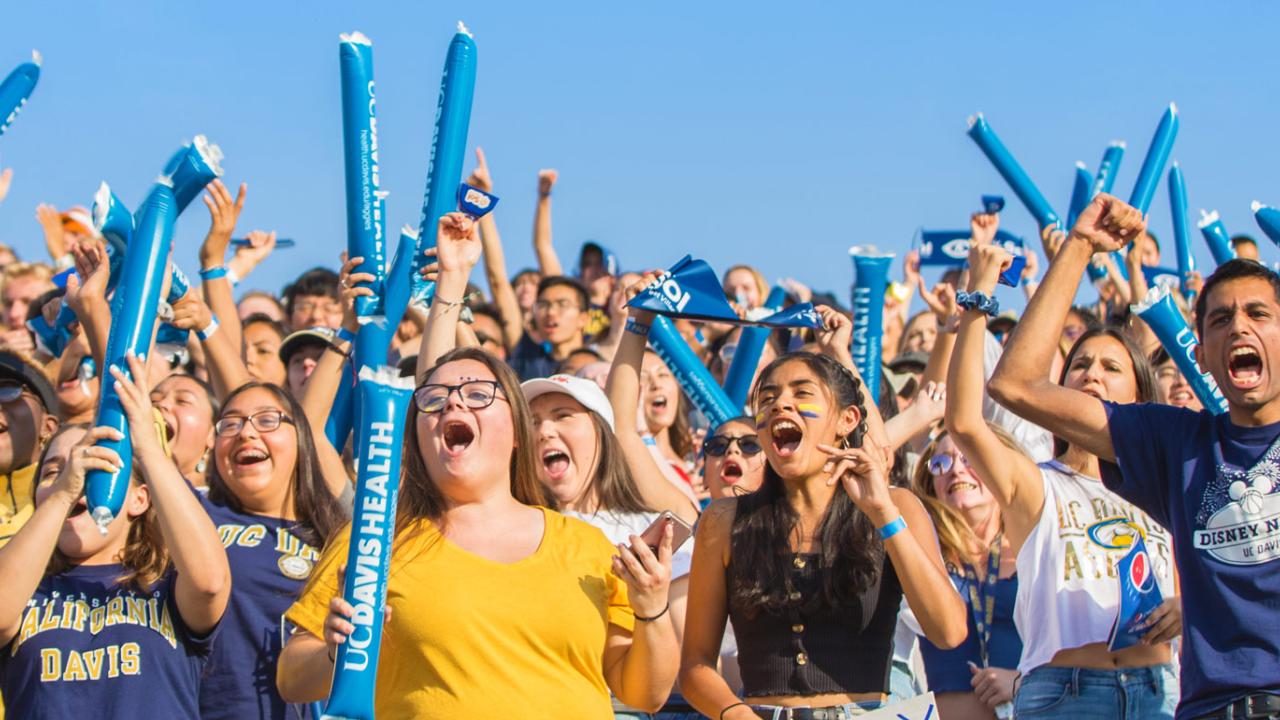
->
xmin=704 ymin=434 xmax=763 ymax=457
xmin=927 ymin=452 xmax=971 ymax=477
xmin=414 ymin=380 xmax=507 ymax=414
xmin=215 ymin=410 xmax=295 ymax=437
xmin=0 ymin=381 xmax=29 ymax=404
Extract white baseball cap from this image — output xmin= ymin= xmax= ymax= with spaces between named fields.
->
xmin=521 ymin=374 xmax=616 ymax=429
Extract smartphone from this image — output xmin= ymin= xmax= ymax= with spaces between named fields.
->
xmin=640 ymin=511 xmax=694 ymax=554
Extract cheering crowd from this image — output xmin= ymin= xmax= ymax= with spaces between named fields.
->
xmin=0 ymin=134 xmax=1276 ymax=720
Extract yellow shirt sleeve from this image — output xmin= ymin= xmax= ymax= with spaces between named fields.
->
xmin=604 ymin=545 xmax=635 ymax=634
xmin=285 ymin=523 xmax=351 ymax=639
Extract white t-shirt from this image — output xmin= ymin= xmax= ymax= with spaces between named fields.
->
xmin=563 ymin=508 xmax=695 ymax=579
xmin=1014 ymin=461 xmax=1175 ymax=675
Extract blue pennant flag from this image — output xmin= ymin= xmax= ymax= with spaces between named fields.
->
xmin=627 ymin=255 xmax=821 ymax=329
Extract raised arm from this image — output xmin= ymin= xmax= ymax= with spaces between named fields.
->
xmin=0 ymin=426 xmax=123 ymax=646
xmin=64 ymin=240 xmax=112 ymax=369
xmin=989 ymin=194 xmax=1147 ymax=463
xmin=112 ymin=353 xmax=230 ymax=635
xmin=198 ymin=180 xmax=248 ymax=356
xmin=812 ymin=305 xmax=893 ymax=466
xmin=467 ymin=149 xmax=523 ymax=351
xmin=415 ymin=213 xmax=482 ymax=378
xmin=946 ymin=232 xmax=1044 ymax=545
xmin=171 ymin=295 xmax=250 ymax=399
xmin=532 ymin=170 xmax=563 ymax=276
xmin=297 ymin=254 xmax=368 ymax=498
xmin=606 ymin=273 xmax=700 ymax=524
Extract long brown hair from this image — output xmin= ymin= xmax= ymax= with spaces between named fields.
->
xmin=911 ymin=426 xmax=1025 ymax=568
xmin=581 ymin=410 xmax=653 ymax=515
xmin=38 ymin=424 xmax=168 ymax=592
xmin=397 ymin=348 xmax=548 ymax=538
xmin=730 ymin=352 xmax=881 ymax=613
xmin=1054 ymin=327 xmax=1157 ymax=457
xmin=206 ymin=382 xmax=347 ymax=548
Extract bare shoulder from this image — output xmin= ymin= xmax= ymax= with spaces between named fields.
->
xmin=694 ymin=497 xmax=738 ymax=564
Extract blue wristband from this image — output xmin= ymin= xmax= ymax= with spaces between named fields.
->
xmin=878 ymin=516 xmax=907 ymax=541
xmin=200 ymin=265 xmax=228 ymax=282
xmin=337 ymin=327 xmax=356 ymax=344
xmin=625 ymin=318 xmax=650 ymax=337
xmin=196 ymin=317 xmax=220 ymax=342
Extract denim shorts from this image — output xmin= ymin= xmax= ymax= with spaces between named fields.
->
xmin=1014 ymin=664 xmax=1179 ymax=719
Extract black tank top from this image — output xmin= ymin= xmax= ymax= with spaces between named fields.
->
xmin=728 ymin=551 xmax=903 ymax=697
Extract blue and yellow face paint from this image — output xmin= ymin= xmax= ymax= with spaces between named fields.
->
xmin=797 ymin=403 xmax=822 ymax=419
xmin=754 ymin=412 xmax=768 ymax=430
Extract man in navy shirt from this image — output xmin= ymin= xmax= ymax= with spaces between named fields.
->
xmin=989 ymin=193 xmax=1280 ymax=719
xmin=508 ymin=276 xmax=590 ymax=381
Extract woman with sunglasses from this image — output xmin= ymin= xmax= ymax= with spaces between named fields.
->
xmin=680 ymin=306 xmax=967 ymax=719
xmin=948 ymin=217 xmax=1179 ymax=719
xmin=0 ymin=354 xmax=230 ymax=717
xmin=703 ymin=418 xmax=766 ymax=501
xmin=904 ymin=429 xmax=1024 ymax=720
xmin=278 ymin=212 xmax=680 ymax=718
xmin=195 ymin=380 xmax=349 ymax=720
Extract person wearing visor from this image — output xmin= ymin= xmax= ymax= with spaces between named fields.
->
xmin=278 ymin=326 xmax=340 ymax=398
xmin=0 ymin=350 xmax=59 ymax=545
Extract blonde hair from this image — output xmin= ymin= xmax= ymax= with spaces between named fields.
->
xmin=910 ymin=425 xmax=1027 ymax=568
xmin=722 ymin=264 xmax=768 ymax=303
xmin=1 ymin=261 xmax=53 ymax=285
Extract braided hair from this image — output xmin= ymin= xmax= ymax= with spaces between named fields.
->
xmin=728 ymin=351 xmax=884 ymax=615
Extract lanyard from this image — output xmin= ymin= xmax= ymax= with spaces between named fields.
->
xmin=961 ymin=532 xmax=1002 ymax=668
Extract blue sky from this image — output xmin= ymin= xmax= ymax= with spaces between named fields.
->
xmin=0 ymin=1 xmax=1277 ymax=311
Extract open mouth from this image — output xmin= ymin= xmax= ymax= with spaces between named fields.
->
xmin=1170 ymin=389 xmax=1194 ymax=406
xmin=769 ymin=418 xmax=804 ymax=457
xmin=947 ymin=480 xmax=978 ymax=496
xmin=68 ymin=498 xmax=88 ymax=518
xmin=650 ymin=395 xmax=668 ymax=412
xmin=442 ymin=421 xmax=476 ymax=453
xmin=1229 ymin=346 xmax=1264 ymax=389
xmin=721 ymin=460 xmax=743 ymax=483
xmin=233 ymin=447 xmax=270 ymax=466
xmin=541 ymin=449 xmax=570 ymax=480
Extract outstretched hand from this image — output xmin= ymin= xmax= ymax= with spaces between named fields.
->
xmin=199 ymin=180 xmax=247 ymax=265
xmin=466 ymin=147 xmax=493 ymax=193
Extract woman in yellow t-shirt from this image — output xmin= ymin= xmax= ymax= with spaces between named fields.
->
xmin=276 ymin=344 xmax=680 ymax=719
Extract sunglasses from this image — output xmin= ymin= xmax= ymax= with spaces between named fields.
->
xmin=927 ymin=452 xmax=971 ymax=477
xmin=704 ymin=434 xmax=763 ymax=457
xmin=0 ymin=381 xmax=31 ymax=404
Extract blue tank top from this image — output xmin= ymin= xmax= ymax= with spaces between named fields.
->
xmin=0 ymin=563 xmax=214 ymax=718
xmin=919 ymin=570 xmax=1022 ymax=693
xmin=197 ymin=493 xmax=321 ymax=720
